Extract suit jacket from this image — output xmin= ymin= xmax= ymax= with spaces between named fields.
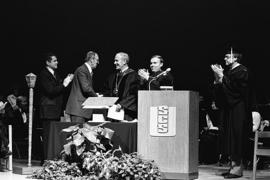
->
xmin=103 ymin=68 xmax=140 ymax=120
xmin=39 ymin=68 xmax=65 ymax=119
xmin=65 ymin=64 xmax=97 ymax=119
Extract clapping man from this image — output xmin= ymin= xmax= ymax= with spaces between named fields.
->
xmin=211 ymin=48 xmax=257 ymax=179
xmin=39 ymin=53 xmax=73 ymax=164
xmin=39 ymin=53 xmax=73 ymax=122
xmin=138 ymin=55 xmax=174 ymax=90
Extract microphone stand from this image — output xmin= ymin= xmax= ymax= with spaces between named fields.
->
xmin=148 ymin=71 xmax=167 ymax=90
xmin=148 ymin=77 xmax=156 ymax=91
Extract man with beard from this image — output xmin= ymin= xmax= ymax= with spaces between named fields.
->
xmin=103 ymin=52 xmax=140 ymax=121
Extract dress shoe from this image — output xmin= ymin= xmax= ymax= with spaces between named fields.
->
xmin=224 ymin=173 xmax=243 ymax=179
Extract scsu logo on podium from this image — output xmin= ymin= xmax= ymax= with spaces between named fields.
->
xmin=150 ymin=105 xmax=176 ymax=136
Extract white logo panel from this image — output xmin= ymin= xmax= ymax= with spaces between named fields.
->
xmin=150 ymin=106 xmax=176 ymax=136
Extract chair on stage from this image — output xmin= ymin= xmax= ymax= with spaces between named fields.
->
xmin=252 ymin=111 xmax=270 ymax=180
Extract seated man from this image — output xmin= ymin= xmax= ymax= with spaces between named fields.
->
xmin=5 ymin=94 xmax=28 ymax=140
xmin=0 ymin=97 xmax=11 ymax=159
xmin=138 ymin=55 xmax=174 ymax=90
xmin=199 ymin=97 xmax=220 ymax=164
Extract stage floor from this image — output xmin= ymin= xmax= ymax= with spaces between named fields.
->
xmin=1 ymin=163 xmax=270 ymax=179
xmin=199 ymin=164 xmax=270 ymax=180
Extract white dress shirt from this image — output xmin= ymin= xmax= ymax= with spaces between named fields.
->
xmin=85 ymin=62 xmax=93 ymax=75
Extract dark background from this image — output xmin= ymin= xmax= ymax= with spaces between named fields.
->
xmin=2 ymin=0 xmax=270 ymax=103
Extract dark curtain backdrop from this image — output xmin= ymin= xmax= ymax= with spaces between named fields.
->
xmin=2 ymin=0 xmax=270 ymax=103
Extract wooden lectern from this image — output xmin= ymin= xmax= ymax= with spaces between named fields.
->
xmin=138 ymin=91 xmax=199 ymax=180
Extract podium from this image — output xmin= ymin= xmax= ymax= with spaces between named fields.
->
xmin=138 ymin=91 xmax=199 ymax=180
xmin=82 ymin=97 xmax=118 ymax=121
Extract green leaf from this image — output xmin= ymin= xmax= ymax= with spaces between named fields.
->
xmin=101 ymin=128 xmax=115 ymax=140
xmin=62 ymin=125 xmax=79 ymax=132
xmin=73 ymin=134 xmax=85 ymax=146
xmin=76 ymin=144 xmax=86 ymax=156
xmin=81 ymin=128 xmax=98 ymax=143
xmin=83 ymin=123 xmax=98 ymax=131
xmin=96 ymin=144 xmax=106 ymax=151
xmin=63 ymin=142 xmax=73 ymax=155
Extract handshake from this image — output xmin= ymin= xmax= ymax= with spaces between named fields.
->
xmin=63 ymin=74 xmax=74 ymax=87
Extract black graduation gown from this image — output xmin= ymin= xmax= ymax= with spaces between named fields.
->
xmin=213 ymin=64 xmax=254 ymax=162
xmin=103 ymin=68 xmax=140 ymax=121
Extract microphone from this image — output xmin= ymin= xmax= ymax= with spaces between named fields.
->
xmin=155 ymin=68 xmax=171 ymax=79
xmin=148 ymin=68 xmax=171 ymax=90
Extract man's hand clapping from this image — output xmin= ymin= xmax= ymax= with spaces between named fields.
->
xmin=138 ymin=69 xmax=150 ymax=80
xmin=63 ymin=74 xmax=74 ymax=87
xmin=210 ymin=64 xmax=224 ymax=83
xmin=0 ymin=101 xmax=7 ymax=113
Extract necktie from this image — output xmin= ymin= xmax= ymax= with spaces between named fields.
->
xmin=52 ymin=72 xmax=56 ymax=79
xmin=113 ymin=71 xmax=122 ymax=96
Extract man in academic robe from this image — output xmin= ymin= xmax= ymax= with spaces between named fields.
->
xmin=211 ymin=48 xmax=257 ymax=179
xmin=103 ymin=52 xmax=140 ymax=121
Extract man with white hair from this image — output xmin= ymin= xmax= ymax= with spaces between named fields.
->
xmin=103 ymin=52 xmax=140 ymax=121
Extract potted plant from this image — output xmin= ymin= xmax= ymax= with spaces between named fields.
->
xmin=31 ymin=122 xmax=162 ymax=180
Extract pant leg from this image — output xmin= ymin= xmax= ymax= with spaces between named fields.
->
xmin=41 ymin=118 xmax=59 ymax=164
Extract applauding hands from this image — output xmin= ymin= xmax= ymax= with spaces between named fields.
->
xmin=210 ymin=64 xmax=224 ymax=84
xmin=63 ymin=73 xmax=74 ymax=87
xmin=138 ymin=69 xmax=150 ymax=80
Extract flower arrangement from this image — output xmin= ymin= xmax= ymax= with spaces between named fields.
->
xmin=30 ymin=122 xmax=162 ymax=180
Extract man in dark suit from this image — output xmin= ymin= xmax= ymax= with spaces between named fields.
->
xmin=39 ymin=53 xmax=73 ymax=122
xmin=103 ymin=52 xmax=140 ymax=121
xmin=65 ymin=51 xmax=99 ymax=123
xmin=39 ymin=52 xmax=73 ymax=164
